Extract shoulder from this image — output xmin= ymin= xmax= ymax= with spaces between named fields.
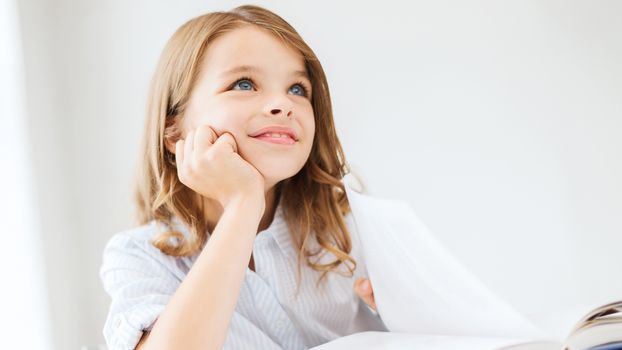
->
xmin=100 ymin=220 xmax=193 ymax=350
xmin=104 ymin=217 xmax=194 ymax=254
xmin=104 ymin=221 xmax=158 ymax=249
xmin=101 ymin=219 xmax=195 ymax=282
xmin=103 ymin=221 xmax=165 ymax=260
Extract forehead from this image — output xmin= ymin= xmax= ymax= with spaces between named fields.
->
xmin=201 ymin=25 xmax=307 ymax=78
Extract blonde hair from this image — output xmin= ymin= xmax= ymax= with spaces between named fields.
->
xmin=134 ymin=5 xmax=355 ymax=286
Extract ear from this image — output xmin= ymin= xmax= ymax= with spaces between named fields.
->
xmin=164 ymin=136 xmax=177 ymax=155
xmin=163 ymin=115 xmax=183 ymax=155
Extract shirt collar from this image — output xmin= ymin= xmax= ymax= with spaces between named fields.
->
xmin=267 ymin=201 xmax=297 ymax=258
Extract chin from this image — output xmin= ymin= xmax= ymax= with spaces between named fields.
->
xmin=238 ymin=140 xmax=311 ymax=190
xmin=252 ymin=158 xmax=306 ymax=189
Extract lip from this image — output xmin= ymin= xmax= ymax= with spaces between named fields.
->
xmin=248 ymin=125 xmax=299 ymax=141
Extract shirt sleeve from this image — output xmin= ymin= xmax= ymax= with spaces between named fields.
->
xmin=100 ymin=230 xmax=185 ymax=350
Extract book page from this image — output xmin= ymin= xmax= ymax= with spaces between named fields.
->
xmin=343 ymin=175 xmax=547 ymax=341
xmin=526 ymin=300 xmax=622 ymax=341
xmin=311 ymin=332 xmax=557 ymax=350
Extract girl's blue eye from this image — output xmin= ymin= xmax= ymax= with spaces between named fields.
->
xmin=232 ymin=79 xmax=254 ymax=91
xmin=289 ymin=84 xmax=307 ymax=96
xmin=231 ymin=78 xmax=308 ymax=97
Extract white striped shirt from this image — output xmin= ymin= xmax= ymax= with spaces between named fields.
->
xmin=100 ymin=200 xmax=387 ymax=350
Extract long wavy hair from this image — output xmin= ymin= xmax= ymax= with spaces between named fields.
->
xmin=134 ymin=5 xmax=355 ymax=287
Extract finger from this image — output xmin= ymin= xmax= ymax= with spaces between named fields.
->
xmin=354 ymin=279 xmax=377 ymax=310
xmin=368 ymin=298 xmax=377 ymax=311
xmin=355 ymin=278 xmax=372 ymax=296
xmin=357 ymin=288 xmax=376 ymax=310
xmin=175 ymin=139 xmax=184 ymax=166
xmin=194 ymin=124 xmax=218 ymax=153
xmin=212 ymin=132 xmax=238 ymax=154
xmin=184 ymin=129 xmax=194 ymax=161
xmin=367 ymin=289 xmax=377 ymax=310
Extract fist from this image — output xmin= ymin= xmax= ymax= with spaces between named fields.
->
xmin=354 ymin=277 xmax=377 ymax=312
xmin=174 ymin=124 xmax=265 ymax=209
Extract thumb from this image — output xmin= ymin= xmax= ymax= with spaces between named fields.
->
xmin=354 ymin=278 xmax=377 ymax=311
xmin=355 ymin=278 xmax=372 ymax=296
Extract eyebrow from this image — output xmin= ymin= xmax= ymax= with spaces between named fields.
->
xmin=219 ymin=65 xmax=310 ymax=80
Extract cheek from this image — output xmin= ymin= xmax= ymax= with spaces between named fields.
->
xmin=301 ymin=106 xmax=315 ymax=143
xmin=185 ymin=98 xmax=253 ymax=137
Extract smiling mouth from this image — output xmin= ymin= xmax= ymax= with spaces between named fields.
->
xmin=250 ymin=133 xmax=296 ymax=145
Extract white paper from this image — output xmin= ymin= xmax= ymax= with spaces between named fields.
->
xmin=342 ymin=174 xmax=546 ymax=340
xmin=312 ymin=332 xmax=531 ymax=350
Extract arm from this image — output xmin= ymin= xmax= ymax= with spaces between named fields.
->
xmin=136 ymin=331 xmax=149 ymax=349
xmin=139 ymin=194 xmax=263 ymax=350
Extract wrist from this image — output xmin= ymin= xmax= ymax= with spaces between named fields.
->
xmin=223 ymin=192 xmax=265 ymax=218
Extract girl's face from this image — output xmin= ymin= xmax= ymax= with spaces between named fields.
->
xmin=180 ymin=25 xmax=315 ymax=191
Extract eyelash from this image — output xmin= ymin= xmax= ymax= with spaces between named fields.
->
xmin=230 ymin=76 xmax=311 ymax=97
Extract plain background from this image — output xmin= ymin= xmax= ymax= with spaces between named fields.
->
xmin=12 ymin=0 xmax=622 ymax=348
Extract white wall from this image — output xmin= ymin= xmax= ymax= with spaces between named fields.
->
xmin=1 ymin=0 xmax=52 ymax=348
xmin=17 ymin=0 xmax=622 ymax=348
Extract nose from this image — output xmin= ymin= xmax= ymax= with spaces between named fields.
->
xmin=270 ymin=108 xmax=292 ymax=117
xmin=266 ymin=92 xmax=294 ymax=118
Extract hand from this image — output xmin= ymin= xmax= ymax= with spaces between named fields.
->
xmin=354 ymin=277 xmax=377 ymax=311
xmin=175 ymin=124 xmax=265 ymax=210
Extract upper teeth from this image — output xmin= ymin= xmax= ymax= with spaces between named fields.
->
xmin=262 ymin=133 xmax=290 ymax=138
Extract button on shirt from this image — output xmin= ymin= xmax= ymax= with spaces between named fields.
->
xmin=100 ymin=203 xmax=387 ymax=350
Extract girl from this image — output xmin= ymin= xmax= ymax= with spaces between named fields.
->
xmin=100 ymin=5 xmax=385 ymax=350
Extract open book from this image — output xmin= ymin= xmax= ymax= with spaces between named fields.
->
xmin=311 ymin=175 xmax=622 ymax=350
xmin=313 ymin=301 xmax=622 ymax=350
xmin=518 ymin=300 xmax=622 ymax=350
